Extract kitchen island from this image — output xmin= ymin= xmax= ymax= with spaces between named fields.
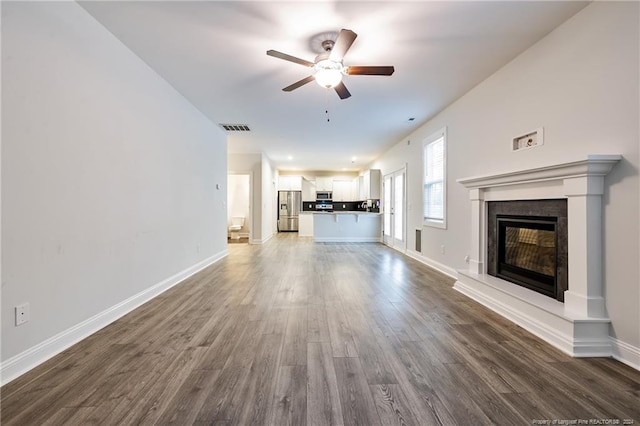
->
xmin=302 ymin=211 xmax=382 ymax=242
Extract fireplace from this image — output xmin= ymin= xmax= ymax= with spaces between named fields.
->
xmin=497 ymin=216 xmax=557 ymax=296
xmin=487 ymin=200 xmax=568 ymax=301
xmin=454 ymin=155 xmax=621 ymax=357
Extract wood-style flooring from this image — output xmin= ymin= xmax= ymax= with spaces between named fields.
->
xmin=2 ymin=234 xmax=639 ymax=425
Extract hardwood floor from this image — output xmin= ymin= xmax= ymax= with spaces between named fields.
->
xmin=2 ymin=234 xmax=639 ymax=425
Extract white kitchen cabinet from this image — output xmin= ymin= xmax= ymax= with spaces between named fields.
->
xmin=278 ymin=175 xmax=302 ymax=191
xmin=301 ymin=178 xmax=316 ymax=200
xmin=369 ymin=169 xmax=381 ymax=199
xmin=332 ymin=180 xmax=355 ymax=201
xmin=361 ymin=169 xmax=381 ymax=199
xmin=352 ymin=177 xmax=360 ymax=200
xmin=315 ymin=176 xmax=333 ymax=192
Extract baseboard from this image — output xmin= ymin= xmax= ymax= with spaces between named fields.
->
xmin=0 ymin=249 xmax=228 ymax=386
xmin=404 ymin=249 xmax=458 ymax=279
xmin=610 ymin=337 xmax=640 ymax=371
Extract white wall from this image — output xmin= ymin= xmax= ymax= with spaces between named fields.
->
xmin=1 ymin=2 xmax=228 ymax=378
xmin=227 ymin=174 xmax=251 ymax=236
xmin=372 ymin=2 xmax=640 ymax=356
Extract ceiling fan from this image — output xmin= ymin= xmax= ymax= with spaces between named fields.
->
xmin=267 ymin=29 xmax=395 ymax=100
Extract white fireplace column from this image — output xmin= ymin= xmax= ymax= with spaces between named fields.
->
xmin=563 ymin=175 xmax=607 ymax=318
xmin=455 ymin=155 xmax=621 ymax=357
xmin=468 ymin=188 xmax=485 ymax=274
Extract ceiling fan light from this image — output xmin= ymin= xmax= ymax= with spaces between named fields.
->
xmin=314 ymin=59 xmax=343 ymax=88
xmin=315 ymin=69 xmax=342 ymax=88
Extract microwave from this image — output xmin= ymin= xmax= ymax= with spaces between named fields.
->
xmin=316 ymin=191 xmax=332 ymax=201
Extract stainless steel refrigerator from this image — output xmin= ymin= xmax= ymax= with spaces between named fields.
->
xmin=278 ymin=190 xmax=301 ymax=232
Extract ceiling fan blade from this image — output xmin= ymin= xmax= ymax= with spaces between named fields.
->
xmin=334 ymin=81 xmax=351 ymax=99
xmin=329 ymin=29 xmax=357 ymax=62
xmin=267 ymin=50 xmax=314 ymax=67
xmin=283 ymin=75 xmax=315 ymax=92
xmin=347 ymin=66 xmax=395 ymax=76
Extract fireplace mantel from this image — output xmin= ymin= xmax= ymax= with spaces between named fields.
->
xmin=454 ymin=155 xmax=621 ymax=357
xmin=457 ymin=155 xmax=622 ymax=189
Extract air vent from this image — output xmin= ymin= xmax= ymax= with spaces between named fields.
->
xmin=219 ymin=124 xmax=251 ymax=132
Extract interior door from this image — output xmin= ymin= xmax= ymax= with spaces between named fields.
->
xmin=383 ymin=167 xmax=407 ymax=250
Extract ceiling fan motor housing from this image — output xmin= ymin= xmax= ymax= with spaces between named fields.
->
xmin=321 ymin=39 xmax=335 ymax=52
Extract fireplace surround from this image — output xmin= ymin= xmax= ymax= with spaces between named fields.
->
xmin=455 ymin=155 xmax=621 ymax=357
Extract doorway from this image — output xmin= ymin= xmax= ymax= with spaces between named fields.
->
xmin=383 ymin=167 xmax=406 ymax=250
xmin=227 ymin=172 xmax=252 ymax=244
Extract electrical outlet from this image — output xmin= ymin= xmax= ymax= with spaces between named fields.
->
xmin=15 ymin=303 xmax=30 ymax=326
xmin=440 ymin=245 xmax=445 ymax=254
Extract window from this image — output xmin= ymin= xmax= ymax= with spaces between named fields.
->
xmin=423 ymin=128 xmax=447 ymax=228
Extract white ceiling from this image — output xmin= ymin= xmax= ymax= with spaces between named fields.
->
xmin=80 ymin=1 xmax=587 ymax=172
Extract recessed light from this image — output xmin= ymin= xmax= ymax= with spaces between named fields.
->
xmin=287 ymin=155 xmax=293 ymax=160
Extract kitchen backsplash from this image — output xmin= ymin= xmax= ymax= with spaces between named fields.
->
xmin=302 ymin=201 xmax=380 ymax=212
